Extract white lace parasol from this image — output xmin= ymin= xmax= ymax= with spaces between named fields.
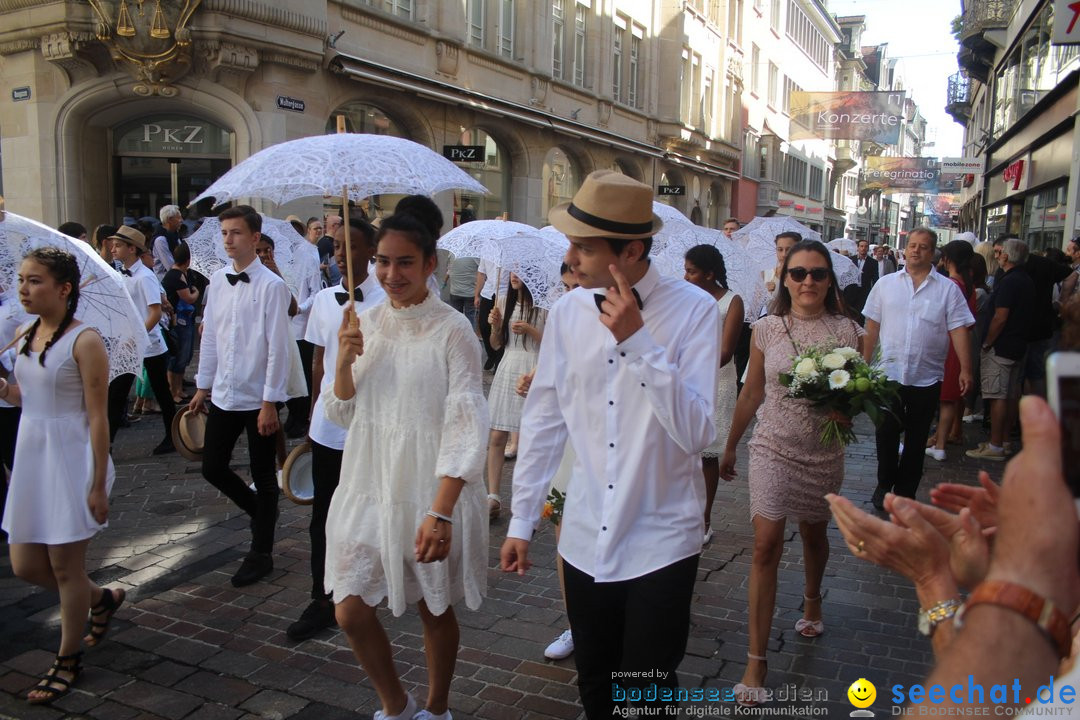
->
xmin=438 ymin=220 xmax=539 ymax=260
xmin=191 ymin=134 xmax=489 ymax=206
xmin=185 ymin=216 xmax=321 ymax=299
xmin=824 ymin=244 xmax=862 ymax=289
xmin=486 ymin=231 xmax=569 ymax=310
xmin=827 ymin=238 xmax=857 ymax=256
xmin=733 ymin=216 xmax=823 ymax=260
xmin=0 ymin=212 xmax=148 ymax=381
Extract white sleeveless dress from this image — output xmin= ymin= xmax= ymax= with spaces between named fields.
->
xmin=702 ymin=291 xmax=740 ymax=458
xmin=1 ymin=324 xmax=115 ymax=544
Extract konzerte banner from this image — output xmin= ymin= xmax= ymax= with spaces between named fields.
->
xmin=861 ymin=156 xmax=942 ymax=194
xmin=790 ymin=91 xmax=904 ymax=144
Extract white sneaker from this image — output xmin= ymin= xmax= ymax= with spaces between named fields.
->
xmin=962 ymin=413 xmax=984 ymax=423
xmin=374 ymin=694 xmax=416 ymax=720
xmin=924 ymin=447 xmax=946 ymax=462
xmin=703 ymin=527 xmax=714 ymax=545
xmin=898 ymin=442 xmax=904 ymax=455
xmin=544 ymin=629 xmax=575 ymax=660
xmin=413 ymin=710 xmax=452 ymax=720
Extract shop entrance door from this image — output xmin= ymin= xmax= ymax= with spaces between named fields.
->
xmin=112 ymin=116 xmax=232 ymax=223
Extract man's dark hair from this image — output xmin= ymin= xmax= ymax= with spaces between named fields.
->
xmin=377 ymin=213 xmax=437 ymax=260
xmin=172 ymin=241 xmax=191 ymax=266
xmin=908 ymin=227 xmax=938 ymax=245
xmin=218 ymin=204 xmax=261 ymax=233
xmin=258 ymin=234 xmax=275 ymax=250
xmin=58 ymin=221 xmax=86 ymax=239
xmin=775 ymin=231 xmax=802 ymax=244
xmin=723 ymin=218 xmax=740 ymax=227
xmin=346 ymin=218 xmax=377 ymax=248
xmin=601 ymin=236 xmax=653 ymax=261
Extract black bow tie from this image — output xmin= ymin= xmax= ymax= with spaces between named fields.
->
xmin=594 ymin=288 xmax=644 ymax=314
xmin=119 ymin=267 xmax=133 ymax=277
xmin=335 ymin=286 xmax=364 ymax=305
xmin=226 ymin=271 xmax=250 ymax=286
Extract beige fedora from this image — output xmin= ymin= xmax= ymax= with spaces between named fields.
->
xmin=107 ymin=225 xmax=149 ymax=254
xmin=171 ymin=407 xmax=206 ymax=462
xmin=279 ymin=441 xmax=314 ymax=506
xmin=548 ymin=170 xmax=662 ymax=240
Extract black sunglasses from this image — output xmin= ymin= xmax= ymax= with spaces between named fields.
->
xmin=787 ymin=266 xmax=830 ymax=282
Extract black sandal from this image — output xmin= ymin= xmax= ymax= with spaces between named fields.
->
xmin=26 ymin=651 xmax=82 ymax=705
xmin=85 ymin=587 xmax=125 ymax=647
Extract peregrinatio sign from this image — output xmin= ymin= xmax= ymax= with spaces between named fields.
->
xmin=790 ymin=91 xmax=905 ymax=145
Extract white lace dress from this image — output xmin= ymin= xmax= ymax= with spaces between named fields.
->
xmin=702 ymin=291 xmax=740 ymax=458
xmin=323 ymin=292 xmax=489 ymax=616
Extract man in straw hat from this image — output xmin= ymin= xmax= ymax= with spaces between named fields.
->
xmin=188 ymin=205 xmax=293 ymax=587
xmin=106 ymin=224 xmax=177 ymax=455
xmin=500 ymin=170 xmax=720 ymax=718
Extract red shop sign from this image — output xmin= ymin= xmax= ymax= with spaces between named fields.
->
xmin=1003 ymin=159 xmax=1025 ymax=190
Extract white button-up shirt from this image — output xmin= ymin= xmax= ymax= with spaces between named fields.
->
xmin=508 ymin=262 xmax=719 ymax=582
xmin=863 ymin=269 xmax=975 ymax=387
xmin=122 ymin=261 xmax=167 ymax=358
xmin=195 ymin=257 xmax=292 ymax=411
xmin=478 ymin=259 xmax=510 ymax=300
xmin=304 ymin=274 xmax=386 ymax=450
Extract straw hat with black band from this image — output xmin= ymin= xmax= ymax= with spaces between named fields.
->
xmin=548 ymin=170 xmax=663 ymax=240
xmin=107 ymin=225 xmax=149 ymax=254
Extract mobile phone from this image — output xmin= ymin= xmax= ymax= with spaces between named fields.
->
xmin=1046 ymin=351 xmax=1080 ymax=497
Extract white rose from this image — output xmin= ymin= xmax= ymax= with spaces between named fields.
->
xmin=828 ymin=369 xmax=852 ymax=390
xmin=794 ymin=357 xmax=819 ymax=378
xmin=835 ymin=346 xmax=860 ymax=361
xmin=821 ymin=353 xmax=847 ymax=370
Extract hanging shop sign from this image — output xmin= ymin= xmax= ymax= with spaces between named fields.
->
xmin=658 ymin=185 xmax=686 ymax=196
xmin=443 ymin=145 xmax=486 ymax=162
xmin=790 ymin=91 xmax=904 ymax=145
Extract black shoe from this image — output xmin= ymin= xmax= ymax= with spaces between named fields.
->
xmin=183 ymin=379 xmax=195 ymax=388
xmin=152 ymin=438 xmax=176 ymax=455
xmin=870 ymin=485 xmax=888 ymax=512
xmin=231 ymin=552 xmax=273 ymax=587
xmin=286 ymin=599 xmax=337 ymax=641
xmin=285 ymin=422 xmax=308 ymax=440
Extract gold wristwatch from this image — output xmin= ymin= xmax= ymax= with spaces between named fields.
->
xmin=918 ymin=598 xmax=962 ymax=637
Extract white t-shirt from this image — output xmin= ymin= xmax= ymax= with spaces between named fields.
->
xmin=122 ymin=262 xmax=167 ymax=358
xmin=479 ymin=259 xmax=511 ymax=300
xmin=304 ymin=274 xmax=386 ymax=450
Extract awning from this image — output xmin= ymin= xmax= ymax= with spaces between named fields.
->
xmin=329 ymin=53 xmax=739 ymax=181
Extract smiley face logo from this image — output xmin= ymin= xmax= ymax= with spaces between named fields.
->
xmin=848 ymin=678 xmax=877 ymax=709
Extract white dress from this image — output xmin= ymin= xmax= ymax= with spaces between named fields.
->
xmin=488 ymin=301 xmax=546 ymax=432
xmin=702 ymin=291 xmax=739 ymax=458
xmin=323 ymin=292 xmax=489 ymax=616
xmin=2 ymin=324 xmax=115 ymax=544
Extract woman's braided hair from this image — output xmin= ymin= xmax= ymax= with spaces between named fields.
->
xmin=20 ymin=247 xmax=81 ymax=366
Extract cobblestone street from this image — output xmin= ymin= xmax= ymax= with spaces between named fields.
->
xmin=0 ymin=399 xmax=1004 ymax=720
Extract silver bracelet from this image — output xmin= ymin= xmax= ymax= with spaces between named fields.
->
xmin=426 ymin=510 xmax=453 ymax=525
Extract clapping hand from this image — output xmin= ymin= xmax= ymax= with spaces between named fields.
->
xmin=598 ymin=265 xmax=643 ymax=343
xmin=931 ymin=472 xmax=1000 ymax=536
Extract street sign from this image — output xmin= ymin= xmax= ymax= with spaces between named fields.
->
xmin=11 ymin=86 xmax=30 ymax=102
xmin=1053 ymin=0 xmax=1080 ymax=44
xmin=443 ymin=145 xmax=486 ymax=162
xmin=276 ymin=96 xmax=305 ymax=112
xmin=940 ymin=157 xmax=983 ymax=174
xmin=658 ymin=185 xmax=685 ymax=196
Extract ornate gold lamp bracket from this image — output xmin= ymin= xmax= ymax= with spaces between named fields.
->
xmin=88 ymin=0 xmax=202 ymax=96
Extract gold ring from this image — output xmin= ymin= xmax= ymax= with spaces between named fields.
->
xmin=856 ymin=540 xmax=865 ymax=553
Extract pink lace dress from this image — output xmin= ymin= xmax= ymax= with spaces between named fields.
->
xmin=747 ymin=311 xmax=864 ymax=523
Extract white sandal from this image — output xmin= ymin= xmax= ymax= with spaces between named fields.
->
xmin=734 ymin=653 xmax=768 ymax=707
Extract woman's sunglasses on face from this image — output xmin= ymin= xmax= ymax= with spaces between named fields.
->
xmin=787 ymin=267 xmax=829 ymax=282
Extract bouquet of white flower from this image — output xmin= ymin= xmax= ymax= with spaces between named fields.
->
xmin=779 ymin=344 xmax=899 ymax=447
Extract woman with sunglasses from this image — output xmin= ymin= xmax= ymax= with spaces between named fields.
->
xmin=719 ymin=240 xmax=863 ymax=706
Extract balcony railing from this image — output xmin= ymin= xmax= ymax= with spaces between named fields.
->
xmin=947 ymin=72 xmax=971 ymax=105
xmin=959 ymin=0 xmax=1015 ymax=42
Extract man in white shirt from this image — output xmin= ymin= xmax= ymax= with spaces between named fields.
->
xmin=873 ymin=243 xmax=897 ymax=278
xmin=286 ymin=218 xmax=385 ymax=642
xmin=862 ymin=228 xmax=974 ymax=509
xmin=282 ymin=230 xmax=323 ymax=440
xmin=152 ymin=205 xmax=183 ymax=280
xmin=501 ymin=171 xmax=719 ymax=719
xmin=107 ymin=225 xmax=177 ymax=455
xmin=189 ymin=205 xmax=293 ymax=587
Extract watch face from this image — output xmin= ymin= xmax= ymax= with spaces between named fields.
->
xmin=917 ymin=612 xmax=930 ymax=636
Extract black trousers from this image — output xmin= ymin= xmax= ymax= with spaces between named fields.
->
xmin=285 ymin=339 xmax=314 ymax=428
xmin=564 ymin=554 xmax=699 ymax=720
xmin=476 ymin=295 xmax=503 ymax=370
xmin=106 ymin=352 xmax=177 ymax=442
xmin=875 ymin=382 xmax=941 ymax=499
xmin=309 ymin=441 xmax=343 ymax=599
xmin=734 ymin=322 xmax=752 ymax=395
xmin=202 ymin=403 xmax=279 ymax=554
xmin=0 ymin=406 xmax=20 ymax=539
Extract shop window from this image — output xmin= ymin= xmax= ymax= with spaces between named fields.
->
xmin=1022 ymin=183 xmax=1067 ymax=252
xmin=543 ymin=146 xmax=580 ymax=218
xmin=328 ymin=102 xmax=406 ymax=137
xmin=453 ymin=128 xmax=509 ymax=223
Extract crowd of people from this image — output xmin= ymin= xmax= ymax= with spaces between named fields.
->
xmin=1 ymin=173 xmax=1079 ymax=719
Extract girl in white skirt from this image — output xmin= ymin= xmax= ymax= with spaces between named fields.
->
xmin=485 ymin=273 xmax=546 ymax=518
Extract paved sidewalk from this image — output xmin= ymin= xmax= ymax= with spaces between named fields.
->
xmin=0 ymin=399 xmax=1003 ymax=720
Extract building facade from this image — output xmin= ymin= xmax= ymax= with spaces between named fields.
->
xmin=947 ymin=0 xmax=1080 ymax=249
xmin=0 ymin=0 xmax=747 ymax=231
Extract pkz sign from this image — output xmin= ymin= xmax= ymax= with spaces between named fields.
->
xmin=114 ymin=117 xmax=232 ymax=158
xmin=443 ymin=145 xmax=486 ymax=162
xmin=658 ymin=185 xmax=686 ymax=196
